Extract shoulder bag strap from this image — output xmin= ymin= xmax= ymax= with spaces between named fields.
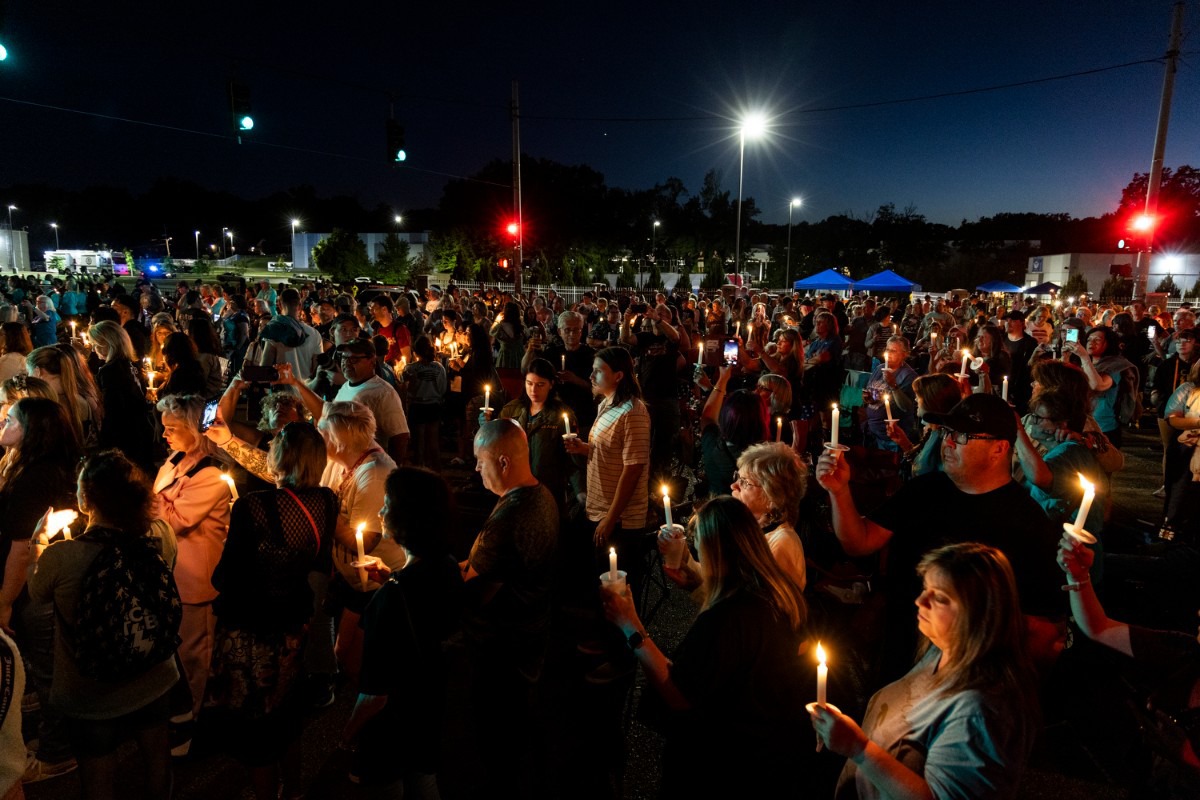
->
xmin=282 ymin=488 xmax=321 ymax=550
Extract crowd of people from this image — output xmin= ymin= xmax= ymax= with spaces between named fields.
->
xmin=0 ymin=269 xmax=1197 ymax=799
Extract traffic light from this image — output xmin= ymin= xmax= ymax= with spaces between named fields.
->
xmin=227 ymin=80 xmax=254 ymax=136
xmin=506 ymin=222 xmax=519 ymax=237
xmin=386 ymin=120 xmax=406 ymax=163
xmin=1130 ymin=213 xmax=1155 ymax=233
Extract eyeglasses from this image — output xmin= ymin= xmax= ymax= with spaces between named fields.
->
xmin=942 ymin=429 xmax=1002 ymax=446
xmin=732 ymin=472 xmax=760 ymax=490
xmin=337 ymin=354 xmax=370 ymax=363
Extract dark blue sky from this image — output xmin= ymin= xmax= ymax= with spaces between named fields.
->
xmin=2 ymin=1 xmax=1196 ymax=227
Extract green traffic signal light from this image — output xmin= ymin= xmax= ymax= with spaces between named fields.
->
xmin=239 ymin=116 xmax=254 ymax=131
xmin=395 ymin=148 xmax=406 ymax=162
xmin=0 ymin=43 xmax=8 ymax=61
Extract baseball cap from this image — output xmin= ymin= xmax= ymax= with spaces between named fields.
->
xmin=335 ymin=339 xmax=375 ymax=358
xmin=922 ymin=394 xmax=1016 ymax=443
xmin=1002 ymin=310 xmax=1026 ymax=322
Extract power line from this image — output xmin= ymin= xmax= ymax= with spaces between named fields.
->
xmin=521 ymin=56 xmax=1167 ymax=122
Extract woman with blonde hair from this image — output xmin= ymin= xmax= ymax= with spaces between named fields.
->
xmin=811 ymin=542 xmax=1037 ymax=800
xmin=0 ymin=322 xmax=31 ymax=383
xmin=0 ymin=374 xmax=57 ymax=419
xmin=90 ymin=320 xmax=156 ymax=471
xmin=606 ymin=496 xmax=809 ymax=796
xmin=149 ymin=313 xmax=179 ymax=369
xmin=27 ymin=344 xmax=103 ymax=448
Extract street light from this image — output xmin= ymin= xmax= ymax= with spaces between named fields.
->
xmin=194 ymin=230 xmax=200 ymax=260
xmin=291 ymin=219 xmax=300 ymax=261
xmin=165 ymin=237 xmax=173 ymax=258
xmin=227 ymin=230 xmax=235 ymax=254
xmin=394 ymin=215 xmax=403 ymax=226
xmin=50 ymin=222 xmax=59 ymax=250
xmin=221 ymin=227 xmax=228 ymax=258
xmin=652 ymin=220 xmax=660 ymax=260
xmin=786 ymin=198 xmax=801 ymax=291
xmin=7 ymin=205 xmax=16 ymax=273
xmin=735 ymin=113 xmax=767 ymax=278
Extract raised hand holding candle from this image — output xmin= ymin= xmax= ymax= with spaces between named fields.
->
xmin=563 ymin=413 xmax=571 ymax=436
xmin=63 ymin=525 xmax=72 ymax=541
xmin=662 ymin=486 xmax=673 ymax=529
xmin=1002 ymin=375 xmax=1009 ymax=401
xmin=219 ymin=472 xmax=239 ymax=502
xmin=959 ymin=349 xmax=971 ymax=376
xmin=831 ymin=404 xmax=840 ymax=447
xmin=776 ymin=416 xmax=783 ymax=442
xmin=883 ymin=392 xmax=893 ymax=423
xmin=70 ymin=321 xmax=77 ymax=339
xmin=696 ymin=340 xmax=704 ymax=367
xmin=1070 ymin=474 xmax=1096 ymax=540
xmin=608 ymin=547 xmax=618 ymax=582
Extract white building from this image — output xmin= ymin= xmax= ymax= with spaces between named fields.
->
xmin=0 ymin=227 xmax=30 ymax=273
xmin=291 ymin=231 xmax=429 ymax=271
xmin=1025 ymin=252 xmax=1200 ymax=297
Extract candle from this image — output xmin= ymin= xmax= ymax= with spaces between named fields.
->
xmin=563 ymin=413 xmax=571 ymax=436
xmin=147 ymin=371 xmax=156 ymax=390
xmin=959 ymin=349 xmax=971 ymax=376
xmin=1001 ymin=375 xmax=1009 ymax=401
xmin=776 ymin=416 xmax=783 ymax=442
xmin=400 ymin=356 xmax=407 ymax=370
xmin=484 ymin=383 xmax=491 ymax=411
xmin=219 ymin=473 xmax=239 ymax=502
xmin=355 ymin=522 xmax=368 ymax=588
xmin=608 ymin=546 xmax=618 ymax=582
xmin=884 ymin=392 xmax=893 ymax=423
xmin=831 ymin=403 xmax=840 ymax=448
xmin=1072 ymin=474 xmax=1095 ymax=538
xmin=561 ymin=354 xmax=566 ymax=371
xmin=734 ymin=321 xmax=740 ymax=338
xmin=62 ymin=525 xmax=72 ymax=541
xmin=816 ymin=642 xmax=828 ymax=708
xmin=70 ymin=321 xmax=77 ymax=339
xmin=662 ymin=486 xmax=673 ymax=529
xmin=696 ymin=340 xmax=704 ymax=367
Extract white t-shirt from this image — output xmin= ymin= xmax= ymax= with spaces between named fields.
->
xmin=765 ymin=522 xmax=806 ymax=591
xmin=320 ymin=449 xmax=406 ymax=591
xmin=331 ymin=376 xmax=410 ymax=447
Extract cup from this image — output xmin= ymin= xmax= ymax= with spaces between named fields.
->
xmin=599 ymin=569 xmax=628 ymax=597
xmin=562 ymin=432 xmax=579 ymax=444
xmin=658 ymin=524 xmax=687 ymax=569
xmin=350 ymin=555 xmax=381 ymax=570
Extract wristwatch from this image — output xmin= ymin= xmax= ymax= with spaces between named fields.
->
xmin=627 ymin=631 xmax=647 ymax=651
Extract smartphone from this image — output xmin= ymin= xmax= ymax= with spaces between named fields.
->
xmin=242 ymin=364 xmax=279 ymax=383
xmin=1065 ymin=328 xmax=1079 ymax=344
xmin=723 ymin=339 xmax=739 ymax=366
xmin=1147 ymin=326 xmax=1157 ymax=341
xmin=199 ymin=399 xmax=219 ymax=432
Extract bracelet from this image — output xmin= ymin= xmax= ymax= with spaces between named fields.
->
xmin=1061 ymin=578 xmax=1091 ymax=592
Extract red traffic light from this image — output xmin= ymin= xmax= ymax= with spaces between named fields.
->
xmin=506 ymin=222 xmax=519 ymax=236
xmin=1131 ymin=214 xmax=1155 ymax=232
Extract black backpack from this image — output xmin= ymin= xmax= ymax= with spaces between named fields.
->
xmin=71 ymin=527 xmax=183 ymax=683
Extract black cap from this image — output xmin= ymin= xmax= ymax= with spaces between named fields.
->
xmin=335 ymin=339 xmax=375 ymax=358
xmin=1002 ymin=310 xmax=1026 ymax=322
xmin=922 ymin=394 xmax=1016 ymax=443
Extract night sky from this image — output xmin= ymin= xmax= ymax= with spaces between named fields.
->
xmin=2 ymin=1 xmax=1198 ymax=235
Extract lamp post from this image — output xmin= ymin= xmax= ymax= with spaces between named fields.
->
xmin=394 ymin=214 xmax=403 ymax=226
xmin=290 ymin=219 xmax=300 ymax=262
xmin=164 ymin=237 xmax=173 ymax=258
xmin=6 ymin=205 xmax=16 ymax=273
xmin=50 ymin=222 xmax=59 ymax=250
xmin=786 ymin=198 xmax=801 ymax=291
xmin=221 ymin=227 xmax=228 ymax=258
xmin=194 ymin=230 xmax=200 ymax=260
xmin=735 ymin=114 xmax=766 ymax=279
xmin=227 ymin=230 xmax=235 ymax=255
xmin=651 ymin=220 xmax=660 ymax=264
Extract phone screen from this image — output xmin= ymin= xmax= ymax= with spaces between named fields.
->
xmin=1065 ymin=328 xmax=1079 ymax=343
xmin=1147 ymin=326 xmax=1157 ymax=340
xmin=723 ymin=339 xmax=739 ymax=366
xmin=199 ymin=399 xmax=219 ymax=432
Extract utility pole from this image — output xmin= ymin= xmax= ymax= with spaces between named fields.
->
xmin=511 ymin=80 xmax=524 ymax=296
xmin=1135 ymin=0 xmax=1184 ymax=300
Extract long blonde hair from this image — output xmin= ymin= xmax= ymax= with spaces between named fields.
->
xmin=88 ymin=320 xmax=137 ymax=362
xmin=26 ymin=345 xmax=103 ymax=445
xmin=693 ymin=496 xmax=806 ymax=630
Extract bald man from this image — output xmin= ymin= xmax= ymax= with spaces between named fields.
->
xmin=463 ymin=420 xmax=559 ymax=787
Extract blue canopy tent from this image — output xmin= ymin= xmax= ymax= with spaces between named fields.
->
xmin=1024 ymin=281 xmax=1061 ymax=295
xmin=853 ymin=269 xmax=918 ymax=293
xmin=793 ymin=268 xmax=854 ymax=291
xmin=976 ymin=280 xmax=1024 ymax=293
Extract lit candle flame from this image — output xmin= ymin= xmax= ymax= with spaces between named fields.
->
xmin=816 ymin=642 xmax=827 ymax=666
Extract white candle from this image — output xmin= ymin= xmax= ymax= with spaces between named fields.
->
xmin=70 ymin=321 xmax=77 ymax=338
xmin=563 ymin=413 xmax=571 ymax=436
xmin=696 ymin=340 xmax=704 ymax=367
xmin=959 ymin=349 xmax=971 ymax=376
xmin=1072 ymin=474 xmax=1095 ymax=537
xmin=608 ymin=546 xmax=618 ymax=582
xmin=219 ymin=472 xmax=239 ymax=502
xmin=484 ymin=383 xmax=491 ymax=410
xmin=355 ymin=522 xmax=369 ymax=588
xmin=776 ymin=416 xmax=783 ymax=442
xmin=62 ymin=525 xmax=72 ymax=541
xmin=831 ymin=404 xmax=840 ymax=447
xmin=148 ymin=371 xmax=156 ymax=390
xmin=662 ymin=486 xmax=673 ymax=529
xmin=816 ymin=642 xmax=828 ymax=708
xmin=561 ymin=354 xmax=566 ymax=371
xmin=884 ymin=392 xmax=893 ymax=423
xmin=1002 ymin=375 xmax=1009 ymax=401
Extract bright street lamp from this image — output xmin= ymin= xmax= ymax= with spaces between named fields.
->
xmin=221 ymin=227 xmax=228 ymax=258
xmin=164 ymin=237 xmax=173 ymax=258
xmin=394 ymin=215 xmax=403 ymax=225
xmin=735 ymin=113 xmax=767 ymax=277
xmin=194 ymin=230 xmax=200 ymax=260
xmin=227 ymin=230 xmax=235 ymax=254
xmin=291 ymin=219 xmax=300 ymax=261
xmin=7 ymin=205 xmax=16 ymax=273
xmin=786 ymin=198 xmax=801 ymax=291
xmin=651 ymin=220 xmax=660 ymax=264
xmin=50 ymin=222 xmax=59 ymax=250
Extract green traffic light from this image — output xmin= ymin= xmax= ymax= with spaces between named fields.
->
xmin=239 ymin=116 xmax=254 ymax=131
xmin=0 ymin=44 xmax=8 ymax=61
xmin=394 ymin=149 xmax=406 ymax=162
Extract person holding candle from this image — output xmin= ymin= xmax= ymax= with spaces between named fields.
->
xmin=861 ymin=336 xmax=918 ymax=452
xmin=151 ymin=393 xmax=231 ymax=755
xmin=816 ymin=393 xmax=1064 ymax=683
xmin=523 ymin=310 xmax=596 ymax=436
xmin=805 ymin=312 xmax=844 ymax=423
xmin=810 ymin=543 xmax=1038 ymax=800
xmin=863 ymin=306 xmax=895 ymax=366
xmin=89 ymin=320 xmax=158 ymax=473
xmin=603 ymin=496 xmax=810 ymax=796
xmin=448 ymin=322 xmax=501 ymax=467
xmin=204 ymin=422 xmax=337 ymax=800
xmin=882 ymin=373 xmax=960 ymax=477
xmin=499 ymin=358 xmax=581 ymax=517
xmin=27 ymin=344 xmax=103 ymax=450
xmin=999 ymin=310 xmax=1038 ymax=412
xmin=400 ymin=335 xmax=448 ymax=470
